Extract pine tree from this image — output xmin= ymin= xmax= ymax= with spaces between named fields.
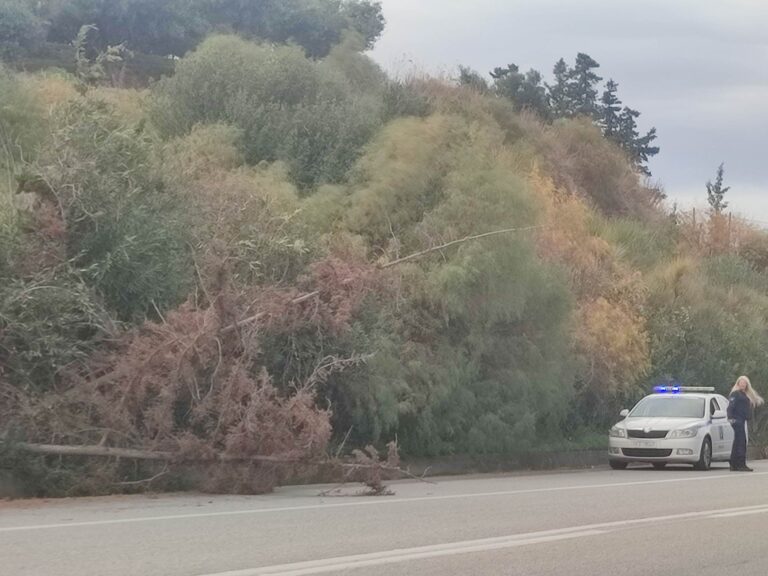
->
xmin=706 ymin=163 xmax=730 ymax=213
xmin=630 ymin=125 xmax=659 ymax=172
xmin=518 ymin=69 xmax=551 ymax=119
xmin=457 ymin=65 xmax=489 ymax=93
xmin=599 ymin=79 xmax=622 ymax=137
xmin=491 ymin=64 xmax=550 ymax=118
xmin=568 ymin=53 xmax=602 ymax=118
xmin=616 ymin=106 xmax=659 ymax=176
xmin=491 ymin=53 xmax=660 ymax=175
xmin=547 ymin=58 xmax=572 ymax=117
xmin=491 ymin=63 xmax=524 ymax=97
xmin=617 ymin=107 xmax=639 ymax=150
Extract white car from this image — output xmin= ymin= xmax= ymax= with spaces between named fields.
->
xmin=608 ymin=386 xmax=734 ymax=470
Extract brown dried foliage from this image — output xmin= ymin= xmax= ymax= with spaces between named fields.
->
xmin=677 ymin=209 xmax=755 ymax=259
xmin=348 ymin=441 xmax=401 ymax=495
xmin=5 ymin=253 xmax=380 ymax=493
xmin=321 ymin=440 xmax=401 ymax=496
xmin=13 ymin=188 xmax=67 ymax=277
xmin=535 ymin=118 xmax=660 ymax=218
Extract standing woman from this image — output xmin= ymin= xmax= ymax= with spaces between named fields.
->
xmin=728 ymin=376 xmax=764 ymax=471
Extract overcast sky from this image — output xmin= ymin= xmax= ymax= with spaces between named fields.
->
xmin=371 ymin=0 xmax=768 ymax=222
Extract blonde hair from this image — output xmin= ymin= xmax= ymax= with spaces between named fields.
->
xmin=732 ymin=376 xmax=765 ymax=408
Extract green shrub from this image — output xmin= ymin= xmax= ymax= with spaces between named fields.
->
xmin=151 ymin=35 xmax=385 ymax=189
xmin=39 ymin=100 xmax=191 ymax=320
xmin=0 ymin=64 xmax=44 ymax=168
xmin=0 ymin=66 xmax=45 ymax=276
xmin=595 ymin=216 xmax=677 ymax=270
xmin=538 ymin=118 xmax=659 ymax=217
xmin=647 ymin=255 xmax=768 ymax=397
xmin=0 ymin=276 xmax=112 ymax=392
xmin=0 ymin=0 xmax=45 ymax=60
xmin=332 ymin=111 xmax=576 ymax=455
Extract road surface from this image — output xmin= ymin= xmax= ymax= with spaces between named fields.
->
xmin=3 ymin=462 xmax=768 ymax=575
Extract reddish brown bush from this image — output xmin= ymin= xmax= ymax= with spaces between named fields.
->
xmin=3 ymin=252 xmax=382 ymax=493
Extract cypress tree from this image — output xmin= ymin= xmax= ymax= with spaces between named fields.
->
xmin=568 ymin=53 xmax=602 ymax=117
xmin=599 ymin=79 xmax=622 ymax=137
xmin=547 ymin=57 xmax=572 ymax=117
xmin=706 ymin=163 xmax=730 ymax=213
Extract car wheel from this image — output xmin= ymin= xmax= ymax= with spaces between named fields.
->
xmin=652 ymin=462 xmax=667 ymax=469
xmin=693 ymin=438 xmax=712 ymax=471
xmin=609 ymin=460 xmax=628 ymax=470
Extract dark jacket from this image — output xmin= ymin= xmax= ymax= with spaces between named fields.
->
xmin=728 ymin=390 xmax=751 ymax=422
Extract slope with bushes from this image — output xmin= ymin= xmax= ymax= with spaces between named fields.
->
xmin=2 ymin=24 xmax=768 ymax=495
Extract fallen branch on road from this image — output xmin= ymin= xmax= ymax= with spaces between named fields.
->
xmin=11 ymin=442 xmax=320 ymax=464
xmin=115 ymin=465 xmax=170 ymax=487
xmin=5 ymin=440 xmax=432 ymax=494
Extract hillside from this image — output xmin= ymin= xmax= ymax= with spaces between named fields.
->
xmin=3 ymin=6 xmax=768 ymax=495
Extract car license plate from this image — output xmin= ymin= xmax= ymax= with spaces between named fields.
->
xmin=631 ymin=440 xmax=657 ymax=448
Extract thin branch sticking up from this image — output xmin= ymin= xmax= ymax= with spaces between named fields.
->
xmin=222 ymin=227 xmax=540 ymax=333
xmin=379 ymin=226 xmax=542 ymax=269
xmin=335 ymin=426 xmax=353 ymax=460
xmin=85 ymin=226 xmax=542 ymax=388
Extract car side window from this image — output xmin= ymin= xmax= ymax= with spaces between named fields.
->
xmin=717 ymin=397 xmax=729 ymax=412
xmin=710 ymin=399 xmax=718 ymax=417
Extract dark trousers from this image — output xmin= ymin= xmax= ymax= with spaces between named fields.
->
xmin=730 ymin=420 xmax=747 ymax=467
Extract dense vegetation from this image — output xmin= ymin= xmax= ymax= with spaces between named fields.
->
xmin=460 ymin=53 xmax=659 ymax=176
xmin=3 ymin=0 xmax=385 ymax=58
xmin=2 ymin=1 xmax=768 ymax=495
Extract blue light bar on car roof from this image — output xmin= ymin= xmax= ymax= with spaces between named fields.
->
xmin=654 ymin=385 xmax=681 ymax=394
xmin=653 ymin=386 xmax=715 ymax=394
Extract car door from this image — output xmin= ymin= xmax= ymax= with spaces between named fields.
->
xmin=716 ymin=395 xmax=735 ymax=456
xmin=709 ymin=397 xmax=728 ymax=457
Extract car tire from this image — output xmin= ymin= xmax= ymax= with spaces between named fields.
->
xmin=652 ymin=462 xmax=666 ymax=469
xmin=609 ymin=460 xmax=628 ymax=470
xmin=693 ymin=437 xmax=712 ymax=471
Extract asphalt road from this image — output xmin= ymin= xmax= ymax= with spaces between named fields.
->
xmin=3 ymin=462 xmax=768 ymax=575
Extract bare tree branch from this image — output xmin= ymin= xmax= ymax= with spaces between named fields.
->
xmin=219 ymin=290 xmax=320 ymax=335
xmin=14 ymin=442 xmax=172 ymax=461
xmin=115 ymin=465 xmax=169 ymax=486
xmin=227 ymin=226 xmax=540 ymax=333
xmin=7 ymin=441 xmax=434 ymax=484
xmin=379 ymin=226 xmax=542 ymax=269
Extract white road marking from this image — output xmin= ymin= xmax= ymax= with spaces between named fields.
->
xmin=197 ymin=529 xmax=607 ymax=576
xmin=196 ymin=503 xmax=768 ymax=575
xmin=2 ymin=470 xmax=767 ymax=533
xmin=708 ymin=506 xmax=768 ymax=519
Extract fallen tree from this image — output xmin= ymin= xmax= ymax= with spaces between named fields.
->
xmin=5 ymin=439 xmax=411 ymax=495
xmin=0 ymin=255 xmax=370 ymax=494
xmin=1 ymin=227 xmax=534 ymax=496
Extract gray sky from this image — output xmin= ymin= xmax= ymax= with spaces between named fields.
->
xmin=371 ymin=0 xmax=768 ymax=222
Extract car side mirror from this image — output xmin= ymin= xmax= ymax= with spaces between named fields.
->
xmin=619 ymin=409 xmax=629 ymax=418
xmin=713 ymin=409 xmax=727 ymax=420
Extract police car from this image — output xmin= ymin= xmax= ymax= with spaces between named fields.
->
xmin=608 ymin=386 xmax=734 ymax=470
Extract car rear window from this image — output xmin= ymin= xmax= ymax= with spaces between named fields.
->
xmin=629 ymin=396 xmax=705 ymax=418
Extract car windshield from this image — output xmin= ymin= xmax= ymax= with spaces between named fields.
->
xmin=629 ymin=396 xmax=705 ymax=418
